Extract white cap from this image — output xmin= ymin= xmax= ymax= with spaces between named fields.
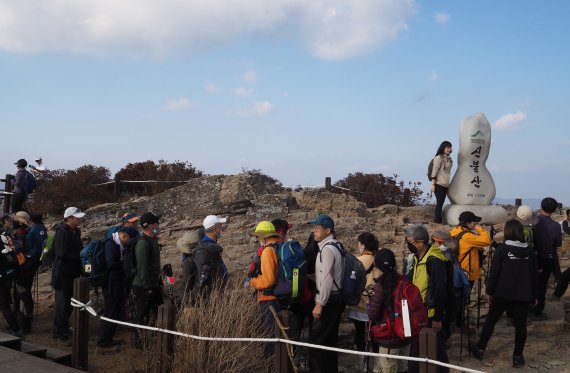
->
xmin=203 ymin=215 xmax=227 ymax=230
xmin=64 ymin=207 xmax=86 ymax=219
xmin=34 ymin=156 xmax=42 ymax=161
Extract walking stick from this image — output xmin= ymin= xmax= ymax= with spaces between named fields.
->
xmin=34 ymin=272 xmax=39 ymax=318
xmin=466 ymin=295 xmax=471 ymax=358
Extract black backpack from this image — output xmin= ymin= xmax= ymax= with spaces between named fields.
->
xmin=23 ymin=171 xmax=37 ymax=194
xmin=325 ymin=242 xmax=367 ymax=306
xmin=123 ymin=235 xmax=151 ymax=286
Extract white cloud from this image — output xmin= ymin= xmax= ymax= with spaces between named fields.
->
xmin=243 ymin=69 xmax=258 ymax=83
xmin=205 ymin=83 xmax=221 ymax=93
xmin=233 ymin=87 xmax=255 ymax=96
xmin=493 ymin=111 xmax=527 ymax=130
xmin=163 ymin=97 xmax=192 ymax=111
xmin=0 ymin=1 xmax=416 ymax=60
xmin=228 ymin=100 xmax=274 ymax=117
xmin=429 ymin=70 xmax=438 ymax=81
xmin=434 ymin=12 xmax=450 ymax=25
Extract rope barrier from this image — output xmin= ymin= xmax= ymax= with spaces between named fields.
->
xmin=92 ymin=180 xmax=190 ymax=186
xmin=70 ymin=297 xmax=486 ymax=373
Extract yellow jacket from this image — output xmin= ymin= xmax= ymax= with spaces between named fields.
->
xmin=450 ymin=226 xmax=492 ymax=281
xmin=249 ymin=238 xmax=279 ymax=302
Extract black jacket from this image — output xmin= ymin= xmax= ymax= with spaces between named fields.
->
xmin=51 ymin=223 xmax=82 ymax=290
xmin=487 ymin=242 xmax=537 ymax=302
xmin=192 ymin=239 xmax=226 ymax=284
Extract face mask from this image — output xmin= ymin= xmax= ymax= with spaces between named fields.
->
xmin=407 ymin=241 xmax=418 ymax=255
xmin=152 ymin=228 xmax=160 ymax=235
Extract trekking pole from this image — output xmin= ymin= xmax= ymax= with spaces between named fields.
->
xmin=466 ymin=296 xmax=471 ymax=358
xmin=34 ymin=273 xmax=39 ymax=318
xmin=476 ymin=277 xmax=481 ymax=329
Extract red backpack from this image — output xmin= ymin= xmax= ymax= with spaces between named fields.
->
xmin=371 ymin=279 xmax=428 ymax=341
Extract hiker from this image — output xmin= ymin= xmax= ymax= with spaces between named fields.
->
xmin=430 ymin=141 xmax=453 ymax=224
xmin=471 ymin=219 xmax=536 ymax=368
xmin=29 ymin=156 xmax=49 ymax=179
xmin=530 ymin=197 xmax=563 ymax=320
xmin=563 ymin=209 xmax=570 ymax=235
xmin=131 ymin=212 xmax=163 ymax=330
xmin=192 ymin=215 xmax=229 ymax=299
xmin=431 ymin=230 xmax=471 ymax=336
xmin=51 ymin=207 xmax=85 ymax=345
xmin=450 ymin=211 xmax=492 ymax=285
xmin=177 ymin=228 xmax=204 ymax=300
xmin=104 ymin=213 xmax=140 ymax=239
xmin=516 ymin=205 xmax=538 ymax=251
xmin=346 ymin=232 xmax=379 ymax=361
xmin=0 ymin=232 xmax=24 ymax=337
xmin=10 ymin=159 xmax=30 ymax=212
xmin=405 ymin=224 xmax=449 ymax=373
xmin=307 ymin=214 xmax=345 ymax=373
xmin=10 ymin=212 xmax=32 ymax=325
xmin=551 ymin=209 xmax=570 ymax=301
xmin=368 ymin=248 xmax=412 ymax=373
xmin=248 ymin=221 xmax=281 ymax=357
xmin=97 ymin=226 xmax=139 ymax=352
xmin=0 ymin=213 xmax=13 ymax=235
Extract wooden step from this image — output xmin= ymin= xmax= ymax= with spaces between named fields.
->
xmin=21 ymin=341 xmax=47 ymax=358
xmin=46 ymin=347 xmax=72 ymax=366
xmin=0 ymin=331 xmax=22 ymax=351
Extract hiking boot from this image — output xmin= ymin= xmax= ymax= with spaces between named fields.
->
xmin=96 ymin=345 xmax=121 ymax=355
xmin=513 ymin=354 xmax=525 ymax=368
xmin=470 ymin=346 xmax=484 ymax=360
xmin=549 ymin=294 xmax=561 ymax=302
xmin=10 ymin=328 xmax=25 ymax=339
xmin=58 ymin=338 xmax=72 ymax=348
xmin=531 ymin=312 xmax=549 ymax=321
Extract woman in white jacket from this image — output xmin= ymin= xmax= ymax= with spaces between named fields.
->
xmin=430 ymin=141 xmax=453 ymax=224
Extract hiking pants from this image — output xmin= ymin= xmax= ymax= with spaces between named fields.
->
xmin=433 ymin=184 xmax=448 ymax=224
xmin=259 ymin=299 xmax=281 ymax=358
xmin=13 ymin=275 xmax=34 ymax=317
xmin=534 ymin=258 xmax=556 ymax=314
xmin=408 ymin=319 xmax=449 ymax=373
xmin=98 ymin=276 xmax=124 ymax=346
xmin=131 ymin=285 xmax=163 ymax=347
xmin=308 ymin=299 xmax=345 ymax=373
xmin=477 ymin=297 xmax=529 ymax=356
xmin=10 ymin=192 xmax=26 ymax=213
xmin=352 ymin=319 xmax=367 ymax=352
xmin=53 ymin=287 xmax=73 ymax=340
xmin=0 ymin=281 xmax=19 ymax=331
xmin=554 ymin=267 xmax=570 ymax=298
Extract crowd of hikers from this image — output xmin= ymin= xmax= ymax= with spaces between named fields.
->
xmin=0 ymin=156 xmax=568 ymax=372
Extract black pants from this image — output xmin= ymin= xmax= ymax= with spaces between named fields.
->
xmin=554 ymin=267 xmax=570 ymax=298
xmin=11 ymin=192 xmax=27 ymax=213
xmin=534 ymin=258 xmax=556 ymax=314
xmin=434 ymin=184 xmax=448 ymax=224
xmin=0 ymin=281 xmax=19 ymax=331
xmin=308 ymin=300 xmax=345 ymax=373
xmin=53 ymin=287 xmax=73 ymax=340
xmin=352 ymin=319 xmax=366 ymax=351
xmin=259 ymin=299 xmax=281 ymax=358
xmin=13 ymin=275 xmax=34 ymax=317
xmin=409 ymin=319 xmax=449 ymax=373
xmin=477 ymin=297 xmax=528 ymax=356
xmin=98 ymin=276 xmax=125 ymax=346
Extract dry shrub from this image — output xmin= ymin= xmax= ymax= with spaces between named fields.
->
xmin=173 ymin=282 xmax=271 ymax=373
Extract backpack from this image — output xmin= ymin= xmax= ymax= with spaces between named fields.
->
xmin=522 ymin=226 xmax=534 ymax=251
xmin=80 ymin=239 xmax=108 ymax=287
xmin=0 ymin=246 xmax=19 ymax=282
xmin=371 ymin=279 xmax=428 ymax=341
xmin=427 ymin=155 xmax=442 ymax=181
xmin=273 ymin=240 xmax=308 ymax=306
xmin=40 ymin=233 xmax=56 ymax=267
xmin=23 ymin=171 xmax=37 ymax=194
xmin=123 ymin=236 xmax=143 ymax=286
xmin=326 ymin=242 xmax=367 ymax=306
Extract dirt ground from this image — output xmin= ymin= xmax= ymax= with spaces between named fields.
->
xmin=13 ymin=252 xmax=570 ymax=373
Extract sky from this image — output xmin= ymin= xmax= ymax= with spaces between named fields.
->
xmin=1 ymin=1 xmax=569 ymax=206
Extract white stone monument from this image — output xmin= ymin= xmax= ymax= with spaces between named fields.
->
xmin=443 ymin=113 xmax=508 ymax=225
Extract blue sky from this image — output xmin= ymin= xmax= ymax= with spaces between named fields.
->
xmin=1 ymin=1 xmax=569 ymax=205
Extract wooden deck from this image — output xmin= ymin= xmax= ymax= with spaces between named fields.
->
xmin=0 ymin=346 xmax=82 ymax=372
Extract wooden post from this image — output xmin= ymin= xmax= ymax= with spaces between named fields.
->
xmin=325 ymin=177 xmax=331 ymax=191
xmin=273 ymin=309 xmax=294 ymax=373
xmin=113 ymin=180 xmax=119 ymax=202
xmin=156 ymin=304 xmax=176 ymax=373
xmin=419 ymin=328 xmax=437 ymax=373
xmin=3 ymin=174 xmax=13 ymax=213
xmin=515 ymin=198 xmax=522 ymax=207
xmin=71 ymin=278 xmax=90 ymax=371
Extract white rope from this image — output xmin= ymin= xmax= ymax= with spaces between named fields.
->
xmin=70 ymin=297 xmax=486 ymax=373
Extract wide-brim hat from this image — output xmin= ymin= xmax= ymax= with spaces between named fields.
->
xmin=11 ymin=211 xmax=31 ymax=227
xmin=177 ymin=230 xmax=201 ymax=254
xmin=516 ymin=205 xmax=539 ymax=225
xmin=431 ymin=230 xmax=456 ymax=249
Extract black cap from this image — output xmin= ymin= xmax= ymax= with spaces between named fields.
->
xmin=140 ymin=212 xmax=160 ymax=227
xmin=375 ymin=248 xmax=396 ymax=272
xmin=458 ymin=211 xmax=482 ymax=223
xmin=14 ymin=159 xmax=27 ymax=168
xmin=271 ymin=219 xmax=293 ymax=234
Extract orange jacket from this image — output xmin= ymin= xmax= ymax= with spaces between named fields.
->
xmin=249 ymin=238 xmax=279 ymax=302
xmin=450 ymin=226 xmax=492 ymax=281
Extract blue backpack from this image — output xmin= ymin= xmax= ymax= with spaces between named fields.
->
xmin=23 ymin=171 xmax=37 ymax=194
xmin=273 ymin=240 xmax=307 ymax=306
xmin=80 ymin=239 xmax=108 ymax=287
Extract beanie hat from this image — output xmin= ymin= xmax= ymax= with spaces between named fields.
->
xmin=375 ymin=248 xmax=396 ymax=272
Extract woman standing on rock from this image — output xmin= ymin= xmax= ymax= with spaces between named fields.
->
xmin=471 ymin=219 xmax=536 ymax=368
xmin=430 ymin=141 xmax=453 ymax=224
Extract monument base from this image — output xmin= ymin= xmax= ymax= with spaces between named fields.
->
xmin=443 ymin=204 xmax=509 ymax=226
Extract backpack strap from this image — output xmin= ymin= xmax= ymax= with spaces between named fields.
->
xmin=456 ymin=231 xmax=473 ymax=264
xmin=322 ymin=242 xmax=345 ymax=292
xmin=366 ymin=263 xmax=374 ymax=274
